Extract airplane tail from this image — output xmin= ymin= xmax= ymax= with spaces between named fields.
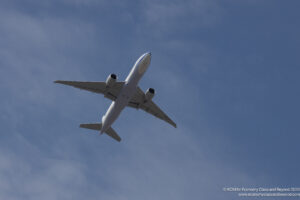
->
xmin=80 ymin=123 xmax=121 ymax=142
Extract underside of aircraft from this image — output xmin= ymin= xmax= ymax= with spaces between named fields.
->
xmin=55 ymin=52 xmax=176 ymax=142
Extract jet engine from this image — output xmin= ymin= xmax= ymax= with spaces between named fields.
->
xmin=106 ymin=74 xmax=117 ymax=87
xmin=145 ymin=88 xmax=155 ymax=101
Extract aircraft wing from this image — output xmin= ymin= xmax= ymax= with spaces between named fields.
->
xmin=128 ymin=87 xmax=177 ymax=128
xmin=54 ymin=81 xmax=125 ymax=101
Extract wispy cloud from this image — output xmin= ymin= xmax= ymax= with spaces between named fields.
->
xmin=138 ymin=0 xmax=222 ymax=38
xmin=0 ymin=7 xmax=98 ymax=107
xmin=0 ymin=149 xmax=90 ymax=200
xmin=0 ymin=123 xmax=256 ymax=200
xmin=1 ymin=0 xmax=296 ymax=199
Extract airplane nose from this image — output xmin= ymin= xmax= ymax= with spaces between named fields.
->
xmin=144 ymin=52 xmax=151 ymax=63
xmin=137 ymin=52 xmax=152 ymax=74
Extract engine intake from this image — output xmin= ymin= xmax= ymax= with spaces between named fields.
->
xmin=145 ymin=88 xmax=155 ymax=101
xmin=106 ymin=74 xmax=117 ymax=87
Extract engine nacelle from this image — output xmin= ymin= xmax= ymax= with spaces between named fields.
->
xmin=106 ymin=74 xmax=117 ymax=87
xmin=145 ymin=88 xmax=155 ymax=101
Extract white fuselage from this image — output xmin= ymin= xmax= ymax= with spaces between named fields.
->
xmin=100 ymin=52 xmax=151 ymax=133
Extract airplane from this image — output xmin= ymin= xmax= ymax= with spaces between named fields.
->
xmin=55 ymin=52 xmax=176 ymax=142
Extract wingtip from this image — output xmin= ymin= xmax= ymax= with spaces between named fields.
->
xmin=54 ymin=80 xmax=60 ymax=83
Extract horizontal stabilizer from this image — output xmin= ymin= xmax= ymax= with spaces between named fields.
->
xmin=105 ymin=126 xmax=121 ymax=142
xmin=80 ymin=123 xmax=102 ymax=130
xmin=80 ymin=123 xmax=121 ymax=142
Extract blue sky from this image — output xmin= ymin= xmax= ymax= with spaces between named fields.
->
xmin=0 ymin=0 xmax=300 ymax=199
